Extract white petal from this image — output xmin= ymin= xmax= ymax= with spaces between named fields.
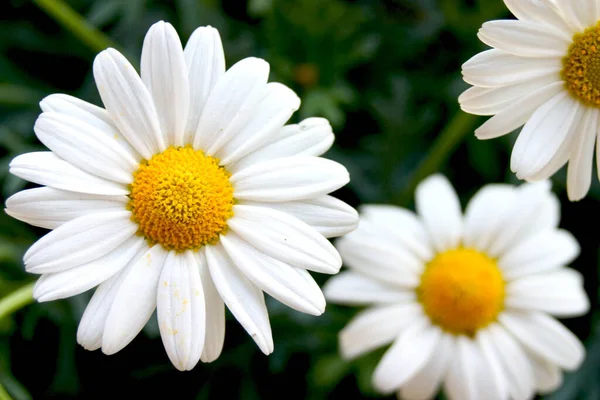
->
xmin=242 ymin=195 xmax=358 ymax=238
xmin=511 ymin=92 xmax=579 ymax=179
xmin=499 ymin=311 xmax=585 ymax=370
xmin=485 ymin=323 xmax=535 ymax=400
xmin=205 ymin=243 xmax=273 ymax=354
xmin=443 ymin=336 xmax=479 ymax=400
xmin=93 ymin=48 xmax=164 ymax=159
xmin=473 ymin=81 xmax=564 ymax=140
xmin=359 ymin=204 xmax=434 ymax=261
xmin=195 ymin=250 xmax=225 ymax=363
xmin=220 ymin=232 xmax=325 ymax=315
xmin=462 ymin=49 xmax=562 ymax=88
xmin=478 ymin=20 xmax=570 ymax=57
xmin=24 ymin=211 xmax=137 ymax=273
xmin=399 ymin=333 xmax=453 ymax=400
xmin=141 ymin=21 xmax=189 ymax=147
xmin=324 ymin=271 xmax=415 ymax=305
xmin=33 ymin=236 xmax=144 ymax=302
xmin=216 ymin=83 xmax=300 ymax=165
xmin=34 ymin=112 xmax=136 ymax=183
xmin=77 ymin=244 xmax=148 ymax=351
xmin=5 ymin=187 xmax=127 ymax=230
xmin=503 ymin=0 xmax=573 ymax=34
xmin=530 ymin=355 xmax=563 ymax=394
xmin=553 ymin=0 xmax=596 ymax=31
xmin=157 ymin=251 xmax=205 ymax=371
xmin=40 ymin=93 xmax=139 ymax=160
xmin=227 ymin=204 xmax=341 ymax=274
xmin=229 ymin=117 xmax=334 ymax=173
xmin=10 ymin=152 xmax=128 ymax=196
xmin=183 ymin=26 xmax=225 ymax=143
xmin=339 ymin=303 xmax=423 ymax=360
xmin=373 ymin=318 xmax=441 ymax=394
xmin=475 ymin=329 xmax=510 ymax=400
xmin=193 ymin=57 xmax=269 ymax=152
xmin=499 ymin=229 xmax=580 ymax=279
xmin=231 ymin=156 xmax=349 ymax=202
xmin=102 ymin=245 xmax=169 ymax=355
xmin=415 ymin=174 xmax=462 ymax=253
xmin=567 ymin=107 xmax=597 ymax=201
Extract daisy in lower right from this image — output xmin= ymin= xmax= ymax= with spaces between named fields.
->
xmin=324 ymin=174 xmax=590 ymax=400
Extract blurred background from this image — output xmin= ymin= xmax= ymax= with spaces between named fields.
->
xmin=0 ymin=0 xmax=598 ymax=399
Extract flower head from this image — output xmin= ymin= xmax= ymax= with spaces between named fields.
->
xmin=325 ymin=175 xmax=589 ymax=400
xmin=6 ymin=21 xmax=358 ymax=370
xmin=460 ymin=0 xmax=600 ymax=201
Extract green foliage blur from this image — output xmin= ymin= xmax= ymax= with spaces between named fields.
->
xmin=0 ymin=0 xmax=598 ymax=399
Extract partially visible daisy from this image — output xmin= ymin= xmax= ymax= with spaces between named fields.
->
xmin=325 ymin=175 xmax=589 ymax=400
xmin=460 ymin=0 xmax=600 ymax=201
xmin=5 ymin=21 xmax=358 ymax=371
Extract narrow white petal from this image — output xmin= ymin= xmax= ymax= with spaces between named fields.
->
xmin=141 ymin=21 xmax=189 ymax=147
xmin=216 ymin=83 xmax=300 ymax=165
xmin=486 ymin=323 xmax=536 ymax=400
xmin=205 ymin=243 xmax=273 ymax=354
xmin=324 ymin=271 xmax=415 ymax=305
xmin=415 ymin=174 xmax=462 ymax=253
xmin=443 ymin=336 xmax=479 ymax=400
xmin=475 ymin=329 xmax=510 ymax=400
xmin=10 ymin=152 xmax=128 ymax=196
xmin=40 ymin=93 xmax=139 ymax=160
xmin=77 ymin=244 xmax=147 ymax=351
xmin=499 ymin=229 xmax=580 ymax=279
xmin=220 ymin=232 xmax=325 ymax=315
xmin=503 ymin=0 xmax=573 ymax=34
xmin=399 ymin=333 xmax=453 ymax=400
xmin=102 ymin=245 xmax=169 ymax=355
xmin=183 ymin=26 xmax=225 ymax=143
xmin=231 ymin=156 xmax=349 ymax=202
xmin=35 ymin=112 xmax=136 ymax=183
xmin=499 ymin=311 xmax=585 ymax=370
xmin=530 ymin=355 xmax=563 ymax=394
xmin=228 ymin=204 xmax=341 ymax=274
xmin=553 ymin=0 xmax=596 ymax=31
xmin=242 ymin=196 xmax=358 ymax=238
xmin=193 ymin=57 xmax=269 ymax=152
xmin=157 ymin=251 xmax=205 ymax=371
xmin=5 ymin=187 xmax=127 ymax=230
xmin=195 ymin=250 xmax=225 ymax=363
xmin=33 ymin=236 xmax=144 ymax=302
xmin=230 ymin=117 xmax=334 ymax=173
xmin=93 ymin=48 xmax=164 ymax=159
xmin=567 ymin=107 xmax=597 ymax=201
xmin=373 ymin=318 xmax=441 ymax=394
xmin=24 ymin=211 xmax=137 ymax=273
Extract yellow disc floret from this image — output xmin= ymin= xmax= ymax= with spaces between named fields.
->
xmin=417 ymin=248 xmax=505 ymax=336
xmin=562 ymin=22 xmax=600 ymax=107
xmin=129 ymin=146 xmax=234 ymax=251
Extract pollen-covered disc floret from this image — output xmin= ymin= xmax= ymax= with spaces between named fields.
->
xmin=418 ymin=248 xmax=504 ymax=336
xmin=562 ymin=22 xmax=600 ymax=107
xmin=129 ymin=146 xmax=234 ymax=251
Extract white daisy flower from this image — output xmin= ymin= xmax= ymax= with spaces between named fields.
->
xmin=5 ymin=21 xmax=358 ymax=371
xmin=324 ymin=175 xmax=589 ymax=400
xmin=459 ymin=0 xmax=600 ymax=201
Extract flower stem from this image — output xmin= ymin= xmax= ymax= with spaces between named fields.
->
xmin=396 ymin=111 xmax=478 ymax=205
xmin=0 ymin=382 xmax=13 ymax=400
xmin=32 ymin=0 xmax=118 ymax=53
xmin=0 ymin=282 xmax=35 ymax=322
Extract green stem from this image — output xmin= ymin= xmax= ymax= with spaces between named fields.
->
xmin=0 ymin=282 xmax=35 ymax=322
xmin=397 ymin=111 xmax=479 ymax=205
xmin=0 ymin=381 xmax=13 ymax=400
xmin=32 ymin=0 xmax=118 ymax=53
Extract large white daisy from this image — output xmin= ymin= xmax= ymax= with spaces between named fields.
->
xmin=460 ymin=0 xmax=600 ymax=201
xmin=5 ymin=21 xmax=358 ymax=371
xmin=324 ymin=175 xmax=589 ymax=400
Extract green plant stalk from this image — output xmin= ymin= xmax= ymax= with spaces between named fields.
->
xmin=0 ymin=382 xmax=13 ymax=400
xmin=32 ymin=0 xmax=118 ymax=53
xmin=0 ymin=282 xmax=35 ymax=322
xmin=397 ymin=112 xmax=479 ymax=205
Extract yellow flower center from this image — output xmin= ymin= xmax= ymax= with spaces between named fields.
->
xmin=128 ymin=146 xmax=234 ymax=251
xmin=417 ymin=248 xmax=505 ymax=336
xmin=562 ymin=22 xmax=600 ymax=107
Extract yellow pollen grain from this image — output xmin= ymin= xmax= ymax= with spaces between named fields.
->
xmin=562 ymin=22 xmax=600 ymax=107
xmin=128 ymin=146 xmax=234 ymax=252
xmin=417 ymin=248 xmax=505 ymax=336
